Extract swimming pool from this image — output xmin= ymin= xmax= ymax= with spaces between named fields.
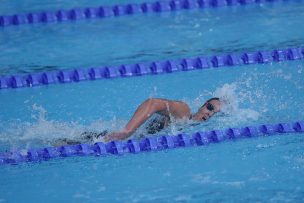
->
xmin=0 ymin=0 xmax=304 ymax=202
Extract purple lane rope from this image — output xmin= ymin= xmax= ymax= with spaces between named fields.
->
xmin=0 ymin=0 xmax=287 ymax=28
xmin=0 ymin=47 xmax=303 ymax=90
xmin=0 ymin=120 xmax=303 ymax=166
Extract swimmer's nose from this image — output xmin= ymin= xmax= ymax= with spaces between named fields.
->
xmin=202 ymin=114 xmax=209 ymax=121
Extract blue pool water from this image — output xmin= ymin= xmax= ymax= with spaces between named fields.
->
xmin=1 ymin=1 xmax=304 ymax=75
xmin=0 ymin=0 xmax=304 ymax=202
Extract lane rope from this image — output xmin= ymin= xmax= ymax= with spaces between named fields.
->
xmin=0 ymin=120 xmax=303 ymax=165
xmin=0 ymin=47 xmax=303 ymax=90
xmin=0 ymin=0 xmax=287 ymax=28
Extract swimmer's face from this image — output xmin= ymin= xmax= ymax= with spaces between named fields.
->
xmin=192 ymin=99 xmax=221 ymax=121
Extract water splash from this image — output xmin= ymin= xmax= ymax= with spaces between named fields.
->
xmin=0 ymin=104 xmax=126 ymax=150
xmin=213 ymin=83 xmax=239 ymax=113
xmin=214 ymin=83 xmax=260 ymax=123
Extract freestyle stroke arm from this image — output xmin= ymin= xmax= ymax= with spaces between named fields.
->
xmin=104 ymin=98 xmax=190 ymax=141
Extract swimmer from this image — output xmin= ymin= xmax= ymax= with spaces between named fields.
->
xmin=104 ymin=97 xmax=221 ymax=142
xmin=53 ymin=97 xmax=220 ymax=146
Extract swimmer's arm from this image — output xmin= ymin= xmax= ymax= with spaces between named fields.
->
xmin=104 ymin=98 xmax=190 ymax=141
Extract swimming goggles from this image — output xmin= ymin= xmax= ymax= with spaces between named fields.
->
xmin=206 ymin=102 xmax=215 ymax=112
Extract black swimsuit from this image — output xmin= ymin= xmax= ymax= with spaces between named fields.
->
xmin=53 ymin=114 xmax=171 ymax=146
xmin=53 ymin=131 xmax=108 ymax=146
xmin=145 ymin=114 xmax=170 ymax=134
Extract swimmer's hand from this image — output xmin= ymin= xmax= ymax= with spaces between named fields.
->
xmin=104 ymin=130 xmax=130 ymax=142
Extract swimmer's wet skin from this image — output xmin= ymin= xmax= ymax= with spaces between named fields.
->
xmin=53 ymin=97 xmax=220 ymax=146
xmin=53 ymin=116 xmax=169 ymax=146
xmin=104 ymin=97 xmax=221 ymax=142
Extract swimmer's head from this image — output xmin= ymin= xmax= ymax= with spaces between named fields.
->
xmin=192 ymin=97 xmax=221 ymax=121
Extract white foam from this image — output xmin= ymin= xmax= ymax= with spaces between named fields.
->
xmin=214 ymin=83 xmax=239 ymax=113
xmin=213 ymin=83 xmax=260 ymax=127
xmin=0 ymin=104 xmax=126 ymax=149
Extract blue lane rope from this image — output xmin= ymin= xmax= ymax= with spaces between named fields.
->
xmin=0 ymin=0 xmax=290 ymax=28
xmin=0 ymin=47 xmax=303 ymax=90
xmin=0 ymin=120 xmax=303 ymax=166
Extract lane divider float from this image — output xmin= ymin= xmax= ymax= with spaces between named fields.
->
xmin=0 ymin=0 xmax=287 ymax=28
xmin=0 ymin=120 xmax=303 ymax=166
xmin=0 ymin=47 xmax=303 ymax=90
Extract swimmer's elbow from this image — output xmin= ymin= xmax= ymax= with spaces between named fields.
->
xmin=144 ymin=98 xmax=167 ymax=112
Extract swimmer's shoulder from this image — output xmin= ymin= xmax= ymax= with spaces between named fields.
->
xmin=155 ymin=98 xmax=191 ymax=119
